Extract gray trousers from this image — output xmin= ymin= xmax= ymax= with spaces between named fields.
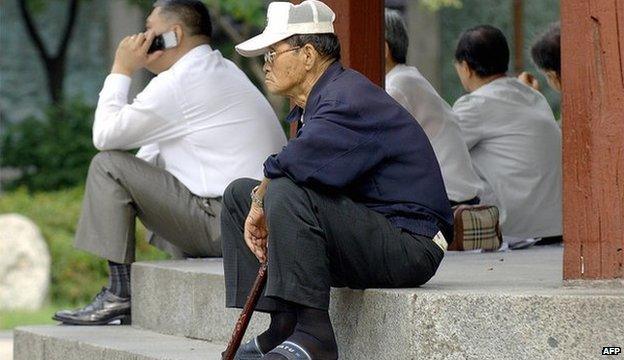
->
xmin=222 ymin=177 xmax=444 ymax=312
xmin=74 ymin=151 xmax=222 ymax=264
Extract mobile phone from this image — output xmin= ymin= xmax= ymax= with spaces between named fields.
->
xmin=148 ymin=31 xmax=178 ymax=54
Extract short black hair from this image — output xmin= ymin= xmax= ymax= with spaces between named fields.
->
xmin=284 ymin=33 xmax=341 ymax=61
xmin=454 ymin=25 xmax=509 ymax=77
xmin=153 ymin=0 xmax=212 ymax=38
xmin=531 ymin=22 xmax=560 ymax=77
xmin=385 ymin=9 xmax=409 ymax=64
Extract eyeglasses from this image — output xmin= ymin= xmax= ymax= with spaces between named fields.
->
xmin=264 ymin=46 xmax=301 ymax=64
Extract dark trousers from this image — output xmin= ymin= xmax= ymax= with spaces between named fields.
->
xmin=221 ymin=177 xmax=444 ymax=312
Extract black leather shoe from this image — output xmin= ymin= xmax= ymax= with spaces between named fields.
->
xmin=53 ymin=287 xmax=131 ymax=325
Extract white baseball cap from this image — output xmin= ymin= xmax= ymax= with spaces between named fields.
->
xmin=235 ymin=0 xmax=336 ymax=57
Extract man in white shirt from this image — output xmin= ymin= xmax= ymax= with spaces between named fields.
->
xmin=452 ymin=25 xmax=562 ymax=248
xmin=53 ymin=0 xmax=286 ymax=325
xmin=384 ymin=10 xmax=482 ymax=205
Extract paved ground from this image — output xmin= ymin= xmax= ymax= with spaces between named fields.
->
xmin=0 ymin=331 xmax=12 ymax=360
xmin=425 ymin=243 xmax=623 ymax=295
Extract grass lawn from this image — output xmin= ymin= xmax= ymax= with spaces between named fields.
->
xmin=0 ymin=304 xmax=68 ymax=330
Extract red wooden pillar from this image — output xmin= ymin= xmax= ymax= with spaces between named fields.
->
xmin=322 ymin=0 xmax=385 ymax=87
xmin=561 ymin=1 xmax=624 ymax=279
xmin=289 ymin=0 xmax=385 ymax=139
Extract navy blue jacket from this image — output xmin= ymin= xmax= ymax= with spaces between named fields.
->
xmin=264 ymin=62 xmax=454 ymax=243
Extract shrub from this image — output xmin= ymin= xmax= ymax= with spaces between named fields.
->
xmin=1 ymin=99 xmax=98 ymax=191
xmin=0 ymin=186 xmax=169 ymax=305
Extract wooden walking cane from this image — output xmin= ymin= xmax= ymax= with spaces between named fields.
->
xmin=222 ymin=121 xmax=298 ymax=359
xmin=222 ymin=261 xmax=268 ymax=360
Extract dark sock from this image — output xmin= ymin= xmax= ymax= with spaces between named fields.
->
xmin=256 ymin=311 xmax=297 ymax=353
xmin=264 ymin=307 xmax=338 ymax=359
xmin=107 ymin=261 xmax=131 ymax=298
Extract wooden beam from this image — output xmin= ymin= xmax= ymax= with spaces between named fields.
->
xmin=561 ymin=0 xmax=624 ymax=280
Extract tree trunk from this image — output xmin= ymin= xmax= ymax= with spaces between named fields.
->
xmin=46 ymin=58 xmax=66 ymax=105
xmin=17 ymin=0 xmax=79 ymax=106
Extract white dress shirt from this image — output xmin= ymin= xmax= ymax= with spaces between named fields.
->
xmin=93 ymin=45 xmax=287 ymax=197
xmin=453 ymin=77 xmax=562 ymax=239
xmin=386 ymin=64 xmax=483 ymax=203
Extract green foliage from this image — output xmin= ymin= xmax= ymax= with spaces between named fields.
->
xmin=0 ymin=305 xmax=62 ymax=329
xmin=212 ymin=0 xmax=265 ymax=28
xmin=421 ymin=0 xmax=463 ymax=11
xmin=0 ymin=187 xmax=169 ymax=305
xmin=1 ymin=99 xmax=98 ymax=191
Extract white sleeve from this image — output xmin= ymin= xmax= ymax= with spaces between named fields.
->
xmin=452 ymin=95 xmax=484 ymax=150
xmin=386 ymin=86 xmax=412 ymax=113
xmin=135 ymin=143 xmax=160 ymax=165
xmin=92 ymin=73 xmax=191 ymax=151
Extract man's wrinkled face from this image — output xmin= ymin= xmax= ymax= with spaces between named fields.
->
xmin=262 ymin=41 xmax=306 ymax=96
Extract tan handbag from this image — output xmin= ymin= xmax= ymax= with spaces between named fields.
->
xmin=449 ymin=204 xmax=502 ymax=251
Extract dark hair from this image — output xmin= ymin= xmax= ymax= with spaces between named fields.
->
xmin=384 ymin=9 xmax=408 ymax=64
xmin=153 ymin=0 xmax=212 ymax=38
xmin=454 ymin=25 xmax=509 ymax=77
xmin=531 ymin=22 xmax=560 ymax=77
xmin=284 ymin=33 xmax=341 ymax=61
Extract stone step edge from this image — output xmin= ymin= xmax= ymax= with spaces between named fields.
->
xmin=14 ymin=325 xmax=226 ymax=360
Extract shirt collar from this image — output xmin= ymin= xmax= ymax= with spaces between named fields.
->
xmin=386 ymin=63 xmax=406 ymax=78
xmin=170 ymin=44 xmax=213 ymax=71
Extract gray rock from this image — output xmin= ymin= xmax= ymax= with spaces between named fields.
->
xmin=0 ymin=214 xmax=50 ymax=310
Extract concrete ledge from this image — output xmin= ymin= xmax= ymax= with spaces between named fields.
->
xmin=131 ymin=258 xmax=270 ymax=344
xmin=133 ymin=246 xmax=624 ymax=359
xmin=13 ymin=325 xmax=224 ymax=360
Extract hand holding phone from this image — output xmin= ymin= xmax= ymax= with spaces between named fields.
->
xmin=148 ymin=31 xmax=178 ymax=54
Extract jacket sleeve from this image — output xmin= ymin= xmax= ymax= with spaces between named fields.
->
xmin=263 ymin=100 xmax=383 ymax=189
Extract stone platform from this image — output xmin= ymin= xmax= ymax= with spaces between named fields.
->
xmin=15 ymin=245 xmax=624 ymax=359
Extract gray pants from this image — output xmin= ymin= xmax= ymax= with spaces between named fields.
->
xmin=74 ymin=151 xmax=222 ymax=264
xmin=222 ymin=177 xmax=444 ymax=312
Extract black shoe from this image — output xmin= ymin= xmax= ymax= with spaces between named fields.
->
xmin=53 ymin=287 xmax=131 ymax=325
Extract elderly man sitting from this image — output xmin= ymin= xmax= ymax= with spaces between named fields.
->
xmin=221 ymin=1 xmax=453 ymax=359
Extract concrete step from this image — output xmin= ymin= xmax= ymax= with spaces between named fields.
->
xmin=13 ymin=325 xmax=226 ymax=360
xmin=131 ymin=245 xmax=624 ymax=360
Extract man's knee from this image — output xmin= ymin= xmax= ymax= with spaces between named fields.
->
xmin=88 ymin=150 xmax=130 ymax=174
xmin=265 ymin=177 xmax=306 ymax=213
xmin=223 ymin=178 xmax=258 ymax=210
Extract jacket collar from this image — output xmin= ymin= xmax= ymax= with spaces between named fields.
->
xmin=286 ymin=61 xmax=344 ymax=123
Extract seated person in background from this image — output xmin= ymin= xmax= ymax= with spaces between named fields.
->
xmin=53 ymin=0 xmax=286 ymax=325
xmin=222 ymin=1 xmax=453 ymax=358
xmin=519 ymin=22 xmax=561 ymax=93
xmin=452 ymin=25 xmax=562 ymax=249
xmin=384 ymin=9 xmax=483 ymax=206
